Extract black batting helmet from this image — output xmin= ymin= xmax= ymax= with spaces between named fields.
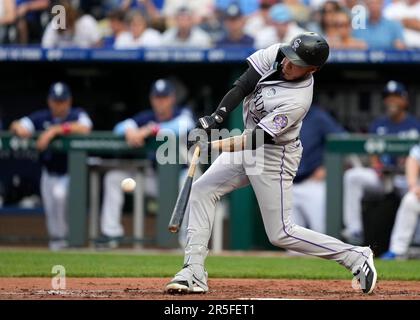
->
xmin=279 ymin=32 xmax=330 ymax=67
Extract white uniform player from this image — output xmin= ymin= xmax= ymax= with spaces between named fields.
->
xmin=165 ymin=33 xmax=377 ymax=295
xmin=10 ymin=83 xmax=93 ymax=251
xmin=382 ymin=144 xmax=420 ymax=259
xmin=98 ymin=79 xmax=194 ymax=243
xmin=342 ymin=81 xmax=420 ymax=244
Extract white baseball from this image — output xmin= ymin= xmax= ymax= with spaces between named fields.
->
xmin=121 ymin=178 xmax=136 ymax=192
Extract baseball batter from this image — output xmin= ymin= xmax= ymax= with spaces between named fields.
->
xmin=165 ymin=32 xmax=377 ymax=295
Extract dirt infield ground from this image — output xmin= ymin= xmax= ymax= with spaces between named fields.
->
xmin=1 ymin=278 xmax=420 ymax=300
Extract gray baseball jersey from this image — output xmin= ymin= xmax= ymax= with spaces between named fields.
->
xmin=177 ymin=43 xmax=372 ymax=291
xmin=245 ymin=43 xmax=314 ymax=144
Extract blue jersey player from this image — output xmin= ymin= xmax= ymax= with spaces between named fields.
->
xmin=343 ymin=81 xmax=420 ymax=245
xmin=10 ymin=82 xmax=93 ymax=250
xmin=293 ymin=106 xmax=346 ymax=233
xmin=98 ymin=79 xmax=194 ymax=246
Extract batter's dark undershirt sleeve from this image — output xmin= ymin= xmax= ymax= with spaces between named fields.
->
xmin=214 ymin=65 xmax=262 ymax=118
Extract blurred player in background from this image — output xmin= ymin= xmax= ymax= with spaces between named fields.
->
xmin=97 ymin=79 xmax=194 ymax=247
xmin=293 ymin=105 xmax=346 ymax=233
xmin=381 ymin=144 xmax=420 ymax=260
xmin=343 ymin=81 xmax=420 ymax=245
xmin=9 ymin=82 xmax=93 ymax=250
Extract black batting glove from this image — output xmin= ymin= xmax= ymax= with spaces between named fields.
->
xmin=197 ymin=112 xmax=224 ymax=133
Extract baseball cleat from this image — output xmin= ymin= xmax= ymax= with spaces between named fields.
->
xmin=352 ymin=250 xmax=377 ymax=294
xmin=94 ymin=235 xmax=122 ymax=249
xmin=48 ymin=239 xmax=69 ymax=251
xmin=165 ymin=264 xmax=209 ymax=294
xmin=165 ymin=280 xmax=207 ymax=294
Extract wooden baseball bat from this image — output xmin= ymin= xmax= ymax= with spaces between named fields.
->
xmin=168 ymin=145 xmax=201 ymax=233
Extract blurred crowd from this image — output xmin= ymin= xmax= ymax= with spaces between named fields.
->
xmin=0 ymin=0 xmax=419 ymax=49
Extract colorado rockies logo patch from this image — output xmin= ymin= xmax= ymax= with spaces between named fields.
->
xmin=273 ymin=114 xmax=288 ymax=130
xmin=265 ymin=88 xmax=276 ymax=97
xmin=292 ymin=39 xmax=301 ymax=51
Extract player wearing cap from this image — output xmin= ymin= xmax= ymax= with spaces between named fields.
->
xmin=343 ymin=81 xmax=420 ymax=245
xmin=10 ymin=82 xmax=93 ymax=251
xmin=165 ymin=32 xmax=378 ymax=295
xmin=97 ymin=79 xmax=194 ymax=246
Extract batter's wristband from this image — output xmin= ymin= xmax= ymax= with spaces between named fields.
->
xmin=61 ymin=123 xmax=71 ymax=135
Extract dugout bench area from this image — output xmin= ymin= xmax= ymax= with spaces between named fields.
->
xmin=1 ymin=132 xmax=419 ymax=251
xmin=1 ymin=48 xmax=420 ymax=250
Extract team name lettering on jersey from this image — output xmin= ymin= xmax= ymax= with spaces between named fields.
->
xmin=249 ymin=85 xmax=268 ymax=124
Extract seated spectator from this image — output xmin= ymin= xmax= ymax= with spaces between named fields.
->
xmin=216 ymin=3 xmax=254 ymax=47
xmin=97 ymin=79 xmax=194 ymax=247
xmin=328 ymin=10 xmax=367 ymax=49
xmin=9 ymin=82 xmax=93 ymax=251
xmin=163 ymin=0 xmax=214 ymax=26
xmin=215 ymin=0 xmax=259 ymax=16
xmin=306 ymin=1 xmax=342 ymax=38
xmin=283 ymin=0 xmax=311 ymax=26
xmin=42 ymin=0 xmax=101 ymax=48
xmin=352 ymin=0 xmax=406 ymax=50
xmin=306 ymin=0 xmax=329 ymax=10
xmin=197 ymin=7 xmax=225 ymax=44
xmin=114 ymin=10 xmax=161 ymax=48
xmin=343 ymin=81 xmax=420 ymax=245
xmin=75 ymin=1 xmax=108 ymax=20
xmin=120 ymin=0 xmax=162 ymax=18
xmin=341 ymin=0 xmax=363 ymax=11
xmin=118 ymin=0 xmax=165 ymax=30
xmin=102 ymin=0 xmax=163 ymax=13
xmin=162 ymin=7 xmax=212 ymax=48
xmin=0 ymin=0 xmax=16 ymax=44
xmin=384 ymin=0 xmax=420 ymax=48
xmin=244 ymin=0 xmax=278 ymax=39
xmin=255 ymin=4 xmax=305 ymax=49
xmin=102 ymin=9 xmax=129 ymax=47
xmin=16 ymin=0 xmax=50 ymax=44
xmin=381 ymin=144 xmax=420 ymax=260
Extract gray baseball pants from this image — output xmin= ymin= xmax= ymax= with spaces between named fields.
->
xmin=183 ymin=140 xmax=370 ymax=271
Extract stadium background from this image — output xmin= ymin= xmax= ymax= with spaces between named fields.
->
xmin=0 ymin=0 xmax=420 ymax=300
